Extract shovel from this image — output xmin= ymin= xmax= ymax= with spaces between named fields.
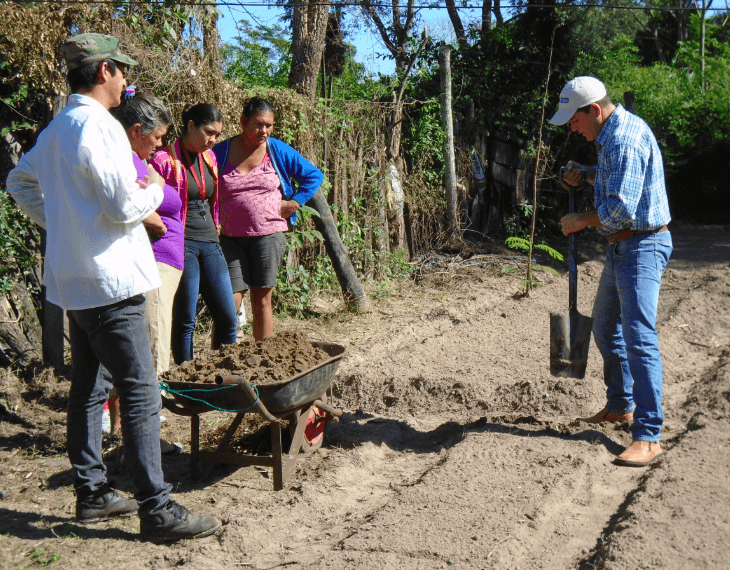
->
xmin=550 ymin=169 xmax=593 ymax=378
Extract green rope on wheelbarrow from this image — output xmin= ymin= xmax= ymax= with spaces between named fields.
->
xmin=158 ymin=381 xmax=260 ymax=413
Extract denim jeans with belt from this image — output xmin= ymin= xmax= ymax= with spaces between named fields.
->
xmin=67 ymin=294 xmax=171 ymax=517
xmin=592 ymin=230 xmax=673 ymax=442
xmin=172 ymin=240 xmax=238 ymax=364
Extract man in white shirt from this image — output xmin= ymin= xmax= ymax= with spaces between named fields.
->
xmin=6 ymin=33 xmax=220 ymax=543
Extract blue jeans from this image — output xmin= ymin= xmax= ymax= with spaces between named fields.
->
xmin=67 ymin=295 xmax=171 ymax=517
xmin=172 ymin=240 xmax=237 ymax=364
xmin=592 ymin=231 xmax=673 ymax=442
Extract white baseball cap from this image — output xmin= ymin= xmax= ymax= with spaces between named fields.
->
xmin=549 ymin=76 xmax=607 ymax=126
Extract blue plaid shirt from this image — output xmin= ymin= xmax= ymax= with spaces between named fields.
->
xmin=593 ymin=105 xmax=671 ymax=236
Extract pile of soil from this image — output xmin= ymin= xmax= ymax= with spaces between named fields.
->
xmin=160 ymin=330 xmax=330 ymax=386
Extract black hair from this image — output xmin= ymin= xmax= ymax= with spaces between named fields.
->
xmin=110 ymin=90 xmax=172 ymax=135
xmin=181 ymin=103 xmax=223 ymax=134
xmin=66 ymin=58 xmax=118 ymax=94
xmin=242 ymin=97 xmax=277 ymax=121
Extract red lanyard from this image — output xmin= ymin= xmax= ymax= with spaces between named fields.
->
xmin=182 ymin=147 xmax=206 ymax=201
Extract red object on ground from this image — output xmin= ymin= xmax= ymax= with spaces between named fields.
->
xmin=303 ymin=405 xmax=326 ymax=446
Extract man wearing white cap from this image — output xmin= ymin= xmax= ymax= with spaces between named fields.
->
xmin=549 ymin=76 xmax=672 ymax=467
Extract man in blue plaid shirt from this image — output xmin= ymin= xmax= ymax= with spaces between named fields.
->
xmin=550 ymin=76 xmax=673 ymax=467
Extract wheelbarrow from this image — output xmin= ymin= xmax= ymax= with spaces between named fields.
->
xmin=160 ymin=341 xmax=346 ymax=490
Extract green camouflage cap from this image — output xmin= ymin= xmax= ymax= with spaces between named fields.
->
xmin=60 ymin=33 xmax=138 ymax=70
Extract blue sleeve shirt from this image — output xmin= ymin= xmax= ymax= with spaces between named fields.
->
xmin=593 ymin=105 xmax=671 ymax=236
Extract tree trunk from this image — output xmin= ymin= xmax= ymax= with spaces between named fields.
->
xmin=289 ymin=0 xmax=331 ymax=97
xmin=201 ymin=0 xmax=220 ymax=68
xmin=386 ymin=162 xmax=406 ymax=252
xmin=445 ymin=0 xmax=468 ymax=49
xmin=481 ymin=0 xmax=493 ymax=34
xmin=439 ymin=45 xmax=459 ymax=234
xmin=308 ymin=190 xmax=370 ymax=312
xmin=1 ymin=294 xmax=41 ymax=366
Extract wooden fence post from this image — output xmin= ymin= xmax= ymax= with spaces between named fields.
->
xmin=41 ymin=229 xmax=65 ymax=366
xmin=439 ymin=44 xmax=458 ymax=233
xmin=41 ymin=94 xmax=67 ymax=367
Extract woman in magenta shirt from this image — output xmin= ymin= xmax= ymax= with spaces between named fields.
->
xmin=151 ymin=104 xmax=237 ymax=363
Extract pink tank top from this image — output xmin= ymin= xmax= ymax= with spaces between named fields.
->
xmin=219 ymin=154 xmax=288 ymax=237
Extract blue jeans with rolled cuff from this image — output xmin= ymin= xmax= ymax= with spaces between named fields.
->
xmin=592 ymin=230 xmax=673 ymax=443
xmin=172 ymin=239 xmax=238 ymax=364
xmin=67 ymin=294 xmax=171 ymax=517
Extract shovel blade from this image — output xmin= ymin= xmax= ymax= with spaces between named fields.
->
xmin=550 ymin=309 xmax=593 ymax=379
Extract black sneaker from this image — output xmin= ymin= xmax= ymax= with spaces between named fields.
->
xmin=140 ymin=500 xmax=221 ymax=543
xmin=76 ymin=485 xmax=137 ymax=523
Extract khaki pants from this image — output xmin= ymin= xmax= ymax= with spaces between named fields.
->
xmin=145 ymin=262 xmax=183 ymax=375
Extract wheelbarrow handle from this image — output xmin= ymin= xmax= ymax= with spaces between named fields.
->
xmin=313 ymin=398 xmax=343 ymax=420
xmin=215 ymin=375 xmax=278 ymax=422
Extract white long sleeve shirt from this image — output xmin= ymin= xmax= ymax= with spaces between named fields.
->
xmin=6 ymin=94 xmax=163 ymax=310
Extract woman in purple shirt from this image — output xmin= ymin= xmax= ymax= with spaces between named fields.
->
xmin=112 ymin=90 xmax=184 ymax=376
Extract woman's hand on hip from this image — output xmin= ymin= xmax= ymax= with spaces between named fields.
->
xmin=280 ymin=199 xmax=300 ymax=219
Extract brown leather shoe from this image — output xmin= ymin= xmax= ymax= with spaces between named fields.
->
xmin=580 ymin=408 xmax=634 ymax=424
xmin=614 ymin=440 xmax=663 ymax=467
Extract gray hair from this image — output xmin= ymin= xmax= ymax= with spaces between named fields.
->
xmin=111 ymin=90 xmax=172 ymax=135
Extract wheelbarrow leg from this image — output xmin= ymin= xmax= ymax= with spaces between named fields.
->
xmin=191 ymin=414 xmax=200 ymax=481
xmin=271 ymin=421 xmax=284 ymax=491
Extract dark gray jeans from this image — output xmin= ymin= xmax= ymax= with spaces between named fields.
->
xmin=67 ymin=294 xmax=171 ymax=516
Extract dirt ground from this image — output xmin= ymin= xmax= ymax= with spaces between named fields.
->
xmin=1 ymin=221 xmax=729 ymax=570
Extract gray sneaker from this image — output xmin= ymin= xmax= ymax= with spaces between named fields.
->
xmin=140 ymin=500 xmax=221 ymax=543
xmin=76 ymin=485 xmax=137 ymax=522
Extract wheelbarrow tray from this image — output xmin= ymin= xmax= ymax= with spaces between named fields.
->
xmin=164 ymin=341 xmax=346 ymax=415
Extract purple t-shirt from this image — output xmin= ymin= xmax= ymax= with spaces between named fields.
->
xmin=133 ymin=153 xmax=184 ymax=270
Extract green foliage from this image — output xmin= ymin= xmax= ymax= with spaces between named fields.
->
xmin=275 ymin=265 xmax=315 ymax=318
xmin=505 ymin=202 xmax=534 ymax=241
xmin=0 ymin=72 xmax=38 ymax=136
xmin=505 ymin=236 xmax=564 ymax=262
xmin=402 ymin=100 xmax=445 ymax=193
xmin=274 ymin=205 xmax=327 ymax=317
xmin=575 ymin=33 xmax=730 ymax=164
xmin=333 ymin=200 xmax=378 ymax=276
xmin=324 ymin=44 xmax=391 ymax=101
xmin=568 ymin=1 xmax=645 ymax=56
xmin=114 ymin=1 xmax=202 ymax=48
xmin=27 ymin=547 xmax=60 ymax=567
xmin=371 ymin=280 xmax=394 ymax=300
xmin=284 ymin=205 xmax=323 ymax=250
xmin=381 ymin=249 xmax=412 ymax=280
xmin=222 ymin=19 xmax=291 ymax=89
xmin=0 ymin=189 xmax=41 ymax=300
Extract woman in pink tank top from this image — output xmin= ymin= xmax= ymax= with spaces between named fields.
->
xmin=214 ymin=97 xmax=323 ymax=341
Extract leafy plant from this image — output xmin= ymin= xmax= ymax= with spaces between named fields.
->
xmin=27 ymin=547 xmax=60 ymax=567
xmin=503 ymin=237 xmax=562 ymax=289
xmin=505 ymin=236 xmax=563 ymax=261
xmin=0 ymin=189 xmax=41 ymax=302
xmin=222 ymin=19 xmax=292 ymax=89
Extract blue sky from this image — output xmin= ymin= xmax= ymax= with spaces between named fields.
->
xmin=214 ymin=3 xmax=467 ymax=78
